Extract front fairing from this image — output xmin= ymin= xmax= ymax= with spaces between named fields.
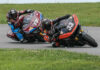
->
xmin=57 ymin=14 xmax=79 ymax=39
xmin=22 ymin=11 xmax=43 ymax=33
xmin=56 ymin=16 xmax=75 ymax=34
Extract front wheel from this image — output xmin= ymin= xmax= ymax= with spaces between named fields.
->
xmin=81 ymin=32 xmax=98 ymax=47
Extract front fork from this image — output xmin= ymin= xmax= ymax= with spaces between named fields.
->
xmin=75 ymin=29 xmax=84 ymax=41
xmin=74 ymin=29 xmax=86 ymax=46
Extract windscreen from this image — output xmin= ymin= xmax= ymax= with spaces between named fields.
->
xmin=22 ymin=13 xmax=34 ymax=29
xmin=56 ymin=16 xmax=75 ymax=34
xmin=23 ymin=13 xmax=34 ymax=25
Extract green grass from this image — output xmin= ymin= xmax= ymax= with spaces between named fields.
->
xmin=0 ymin=49 xmax=100 ymax=70
xmin=0 ymin=3 xmax=100 ymax=26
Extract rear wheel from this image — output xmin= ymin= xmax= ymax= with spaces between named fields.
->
xmin=82 ymin=32 xmax=98 ymax=47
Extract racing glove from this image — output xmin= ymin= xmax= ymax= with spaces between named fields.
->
xmin=26 ymin=9 xmax=34 ymax=13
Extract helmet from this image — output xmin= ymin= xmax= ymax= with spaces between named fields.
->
xmin=8 ymin=9 xmax=18 ymax=20
xmin=42 ymin=19 xmax=52 ymax=30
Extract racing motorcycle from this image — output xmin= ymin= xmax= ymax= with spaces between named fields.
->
xmin=50 ymin=14 xmax=98 ymax=47
xmin=7 ymin=11 xmax=45 ymax=42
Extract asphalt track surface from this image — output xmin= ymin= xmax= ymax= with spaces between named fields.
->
xmin=0 ymin=24 xmax=100 ymax=56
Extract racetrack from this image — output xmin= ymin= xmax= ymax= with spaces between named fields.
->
xmin=0 ymin=24 xmax=100 ymax=56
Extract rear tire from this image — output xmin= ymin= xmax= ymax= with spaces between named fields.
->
xmin=82 ymin=32 xmax=98 ymax=47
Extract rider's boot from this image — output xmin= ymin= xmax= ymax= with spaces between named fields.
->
xmin=52 ymin=42 xmax=60 ymax=47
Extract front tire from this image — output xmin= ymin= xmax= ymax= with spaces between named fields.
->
xmin=82 ymin=32 xmax=98 ymax=47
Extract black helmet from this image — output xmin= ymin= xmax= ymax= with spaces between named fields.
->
xmin=8 ymin=9 xmax=18 ymax=20
xmin=42 ymin=19 xmax=52 ymax=30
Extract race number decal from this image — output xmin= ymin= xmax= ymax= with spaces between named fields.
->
xmin=33 ymin=18 xmax=39 ymax=26
xmin=66 ymin=22 xmax=75 ymax=31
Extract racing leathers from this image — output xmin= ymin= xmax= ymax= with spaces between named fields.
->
xmin=7 ymin=9 xmax=34 ymax=42
xmin=42 ymin=14 xmax=71 ymax=47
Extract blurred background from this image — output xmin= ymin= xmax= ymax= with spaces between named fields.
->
xmin=0 ymin=0 xmax=100 ymax=4
xmin=0 ymin=0 xmax=100 ymax=26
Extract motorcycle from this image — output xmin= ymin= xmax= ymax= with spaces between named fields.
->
xmin=50 ymin=14 xmax=98 ymax=47
xmin=7 ymin=11 xmax=45 ymax=42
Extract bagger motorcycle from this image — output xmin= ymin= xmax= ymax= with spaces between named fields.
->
xmin=50 ymin=14 xmax=98 ymax=47
xmin=7 ymin=11 xmax=45 ymax=42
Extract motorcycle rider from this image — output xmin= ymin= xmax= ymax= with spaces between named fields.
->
xmin=7 ymin=9 xmax=34 ymax=42
xmin=41 ymin=14 xmax=71 ymax=47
